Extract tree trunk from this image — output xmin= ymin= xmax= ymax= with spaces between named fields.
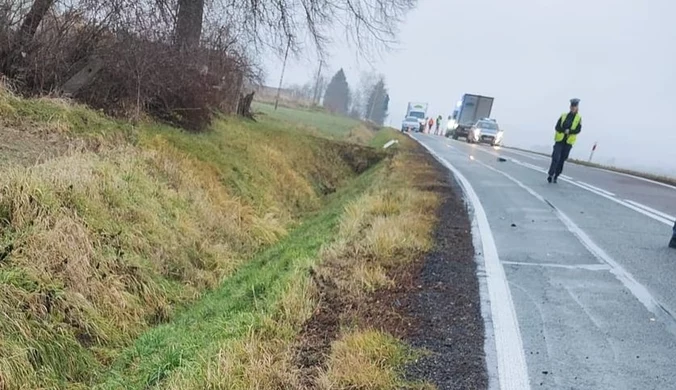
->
xmin=1 ymin=0 xmax=56 ymax=73
xmin=175 ymin=0 xmax=205 ymax=51
xmin=17 ymin=0 xmax=56 ymax=46
xmin=237 ymin=91 xmax=255 ymax=119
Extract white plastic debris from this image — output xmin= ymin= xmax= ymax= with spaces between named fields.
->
xmin=383 ymin=140 xmax=399 ymax=149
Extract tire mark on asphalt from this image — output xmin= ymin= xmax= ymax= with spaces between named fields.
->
xmin=562 ymin=284 xmax=620 ymax=364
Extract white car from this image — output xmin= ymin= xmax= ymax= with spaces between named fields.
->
xmin=401 ymin=116 xmax=422 ymax=132
xmin=468 ymin=119 xmax=504 ymax=146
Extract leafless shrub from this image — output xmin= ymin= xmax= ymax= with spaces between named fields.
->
xmin=1 ymin=0 xmax=416 ymax=130
xmin=0 ymin=0 xmax=251 ymax=130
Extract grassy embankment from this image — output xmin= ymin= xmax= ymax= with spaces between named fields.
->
xmin=0 ymin=91 xmax=441 ymax=389
xmin=100 ymin=128 xmax=440 ymax=390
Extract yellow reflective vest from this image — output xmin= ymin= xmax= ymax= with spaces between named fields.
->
xmin=555 ymin=112 xmax=581 ymax=145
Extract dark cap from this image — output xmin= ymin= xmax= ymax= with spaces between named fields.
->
xmin=570 ymin=98 xmax=580 ymax=106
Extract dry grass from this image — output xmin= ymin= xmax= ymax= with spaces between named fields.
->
xmin=0 ymin=147 xmax=274 ymax=388
xmin=306 ymin=146 xmax=440 ymax=390
xmin=162 ymin=133 xmax=441 ymax=389
xmin=346 ymin=125 xmax=375 ymax=145
xmin=316 ymin=330 xmax=415 ymax=390
xmin=0 ymin=84 xmax=421 ymax=389
xmin=0 ymin=91 xmax=375 ymax=388
xmin=319 ymin=151 xmax=439 ymax=297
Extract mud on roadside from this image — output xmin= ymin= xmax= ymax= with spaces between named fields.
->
xmin=292 ymin=147 xmax=487 ymax=390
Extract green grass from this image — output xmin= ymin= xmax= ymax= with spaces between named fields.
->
xmin=1 ymin=90 xmax=132 ymax=138
xmin=369 ymin=127 xmax=417 ymax=149
xmin=95 ymin=163 xmax=380 ymax=389
xmin=254 ymin=102 xmax=365 ymax=140
xmin=0 ymin=86 xmax=384 ymax=389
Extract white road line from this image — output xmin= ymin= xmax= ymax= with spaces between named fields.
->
xmin=575 ymin=181 xmax=616 ymax=197
xmin=465 ymin=145 xmax=675 ymax=225
xmin=625 ymin=200 xmax=676 ymax=222
xmin=560 ymin=179 xmax=673 ymax=226
xmin=502 ymin=146 xmax=676 ymax=192
xmin=415 ymin=138 xmax=531 ymax=390
xmin=474 ymin=160 xmax=676 ymax=329
xmin=502 ymin=261 xmax=610 ymax=271
xmin=491 ymin=152 xmax=674 ymax=227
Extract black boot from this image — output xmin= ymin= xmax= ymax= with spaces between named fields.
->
xmin=669 ymin=236 xmax=676 ymax=249
xmin=553 ymin=175 xmax=558 ymax=183
xmin=547 ymin=175 xmax=552 ymax=183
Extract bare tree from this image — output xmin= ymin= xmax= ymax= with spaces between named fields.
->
xmin=0 ymin=0 xmax=416 ymax=129
xmin=175 ymin=0 xmax=204 ymax=50
xmin=210 ymin=0 xmax=417 ymax=57
xmin=0 ymin=0 xmax=55 ymax=72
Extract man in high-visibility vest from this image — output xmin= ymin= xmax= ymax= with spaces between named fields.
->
xmin=548 ymin=98 xmax=582 ymax=183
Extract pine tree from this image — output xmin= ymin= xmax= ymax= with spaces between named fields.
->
xmin=366 ymin=78 xmax=389 ymax=125
xmin=323 ymin=69 xmax=350 ymax=114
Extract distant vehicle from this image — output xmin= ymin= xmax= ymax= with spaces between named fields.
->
xmin=401 ymin=116 xmax=421 ymax=132
xmin=447 ymin=94 xmax=494 ymax=140
xmin=468 ymin=118 xmax=504 ymax=146
xmin=404 ymin=102 xmax=428 ymax=132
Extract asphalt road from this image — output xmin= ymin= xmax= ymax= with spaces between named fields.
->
xmin=413 ymin=133 xmax=676 ymax=390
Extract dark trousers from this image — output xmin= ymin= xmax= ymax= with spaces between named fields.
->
xmin=672 ymin=220 xmax=676 ymax=238
xmin=548 ymin=141 xmax=572 ymax=177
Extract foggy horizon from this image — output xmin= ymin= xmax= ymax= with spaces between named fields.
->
xmin=264 ymin=0 xmax=676 ymax=177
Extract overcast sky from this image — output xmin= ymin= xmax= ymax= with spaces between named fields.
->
xmin=264 ymin=0 xmax=676 ymax=176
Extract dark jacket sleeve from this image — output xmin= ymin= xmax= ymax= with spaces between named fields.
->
xmin=555 ymin=117 xmax=564 ymax=132
xmin=570 ymin=118 xmax=582 ymax=134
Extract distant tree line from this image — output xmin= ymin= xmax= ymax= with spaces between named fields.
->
xmin=288 ymin=67 xmax=389 ymax=125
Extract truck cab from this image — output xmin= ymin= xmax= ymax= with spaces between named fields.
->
xmin=405 ymin=102 xmax=429 ymax=132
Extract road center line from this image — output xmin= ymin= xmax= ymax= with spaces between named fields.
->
xmin=477 ymin=148 xmax=675 ymax=227
xmin=472 ymin=157 xmax=676 ymax=335
xmin=575 ymin=181 xmax=615 ymax=197
xmin=625 ymin=200 xmax=676 ymax=222
xmin=415 ymin=137 xmax=531 ymax=390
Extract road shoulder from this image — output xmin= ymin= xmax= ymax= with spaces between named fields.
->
xmin=404 ymin=152 xmax=488 ymax=390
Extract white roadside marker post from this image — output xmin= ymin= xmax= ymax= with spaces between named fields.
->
xmin=588 ymin=142 xmax=597 ymax=163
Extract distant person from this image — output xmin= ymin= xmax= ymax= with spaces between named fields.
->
xmin=547 ymin=98 xmax=582 ymax=183
xmin=670 ymin=221 xmax=676 ymax=249
xmin=436 ymin=114 xmax=443 ymax=135
xmin=428 ymin=117 xmax=434 ymax=133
